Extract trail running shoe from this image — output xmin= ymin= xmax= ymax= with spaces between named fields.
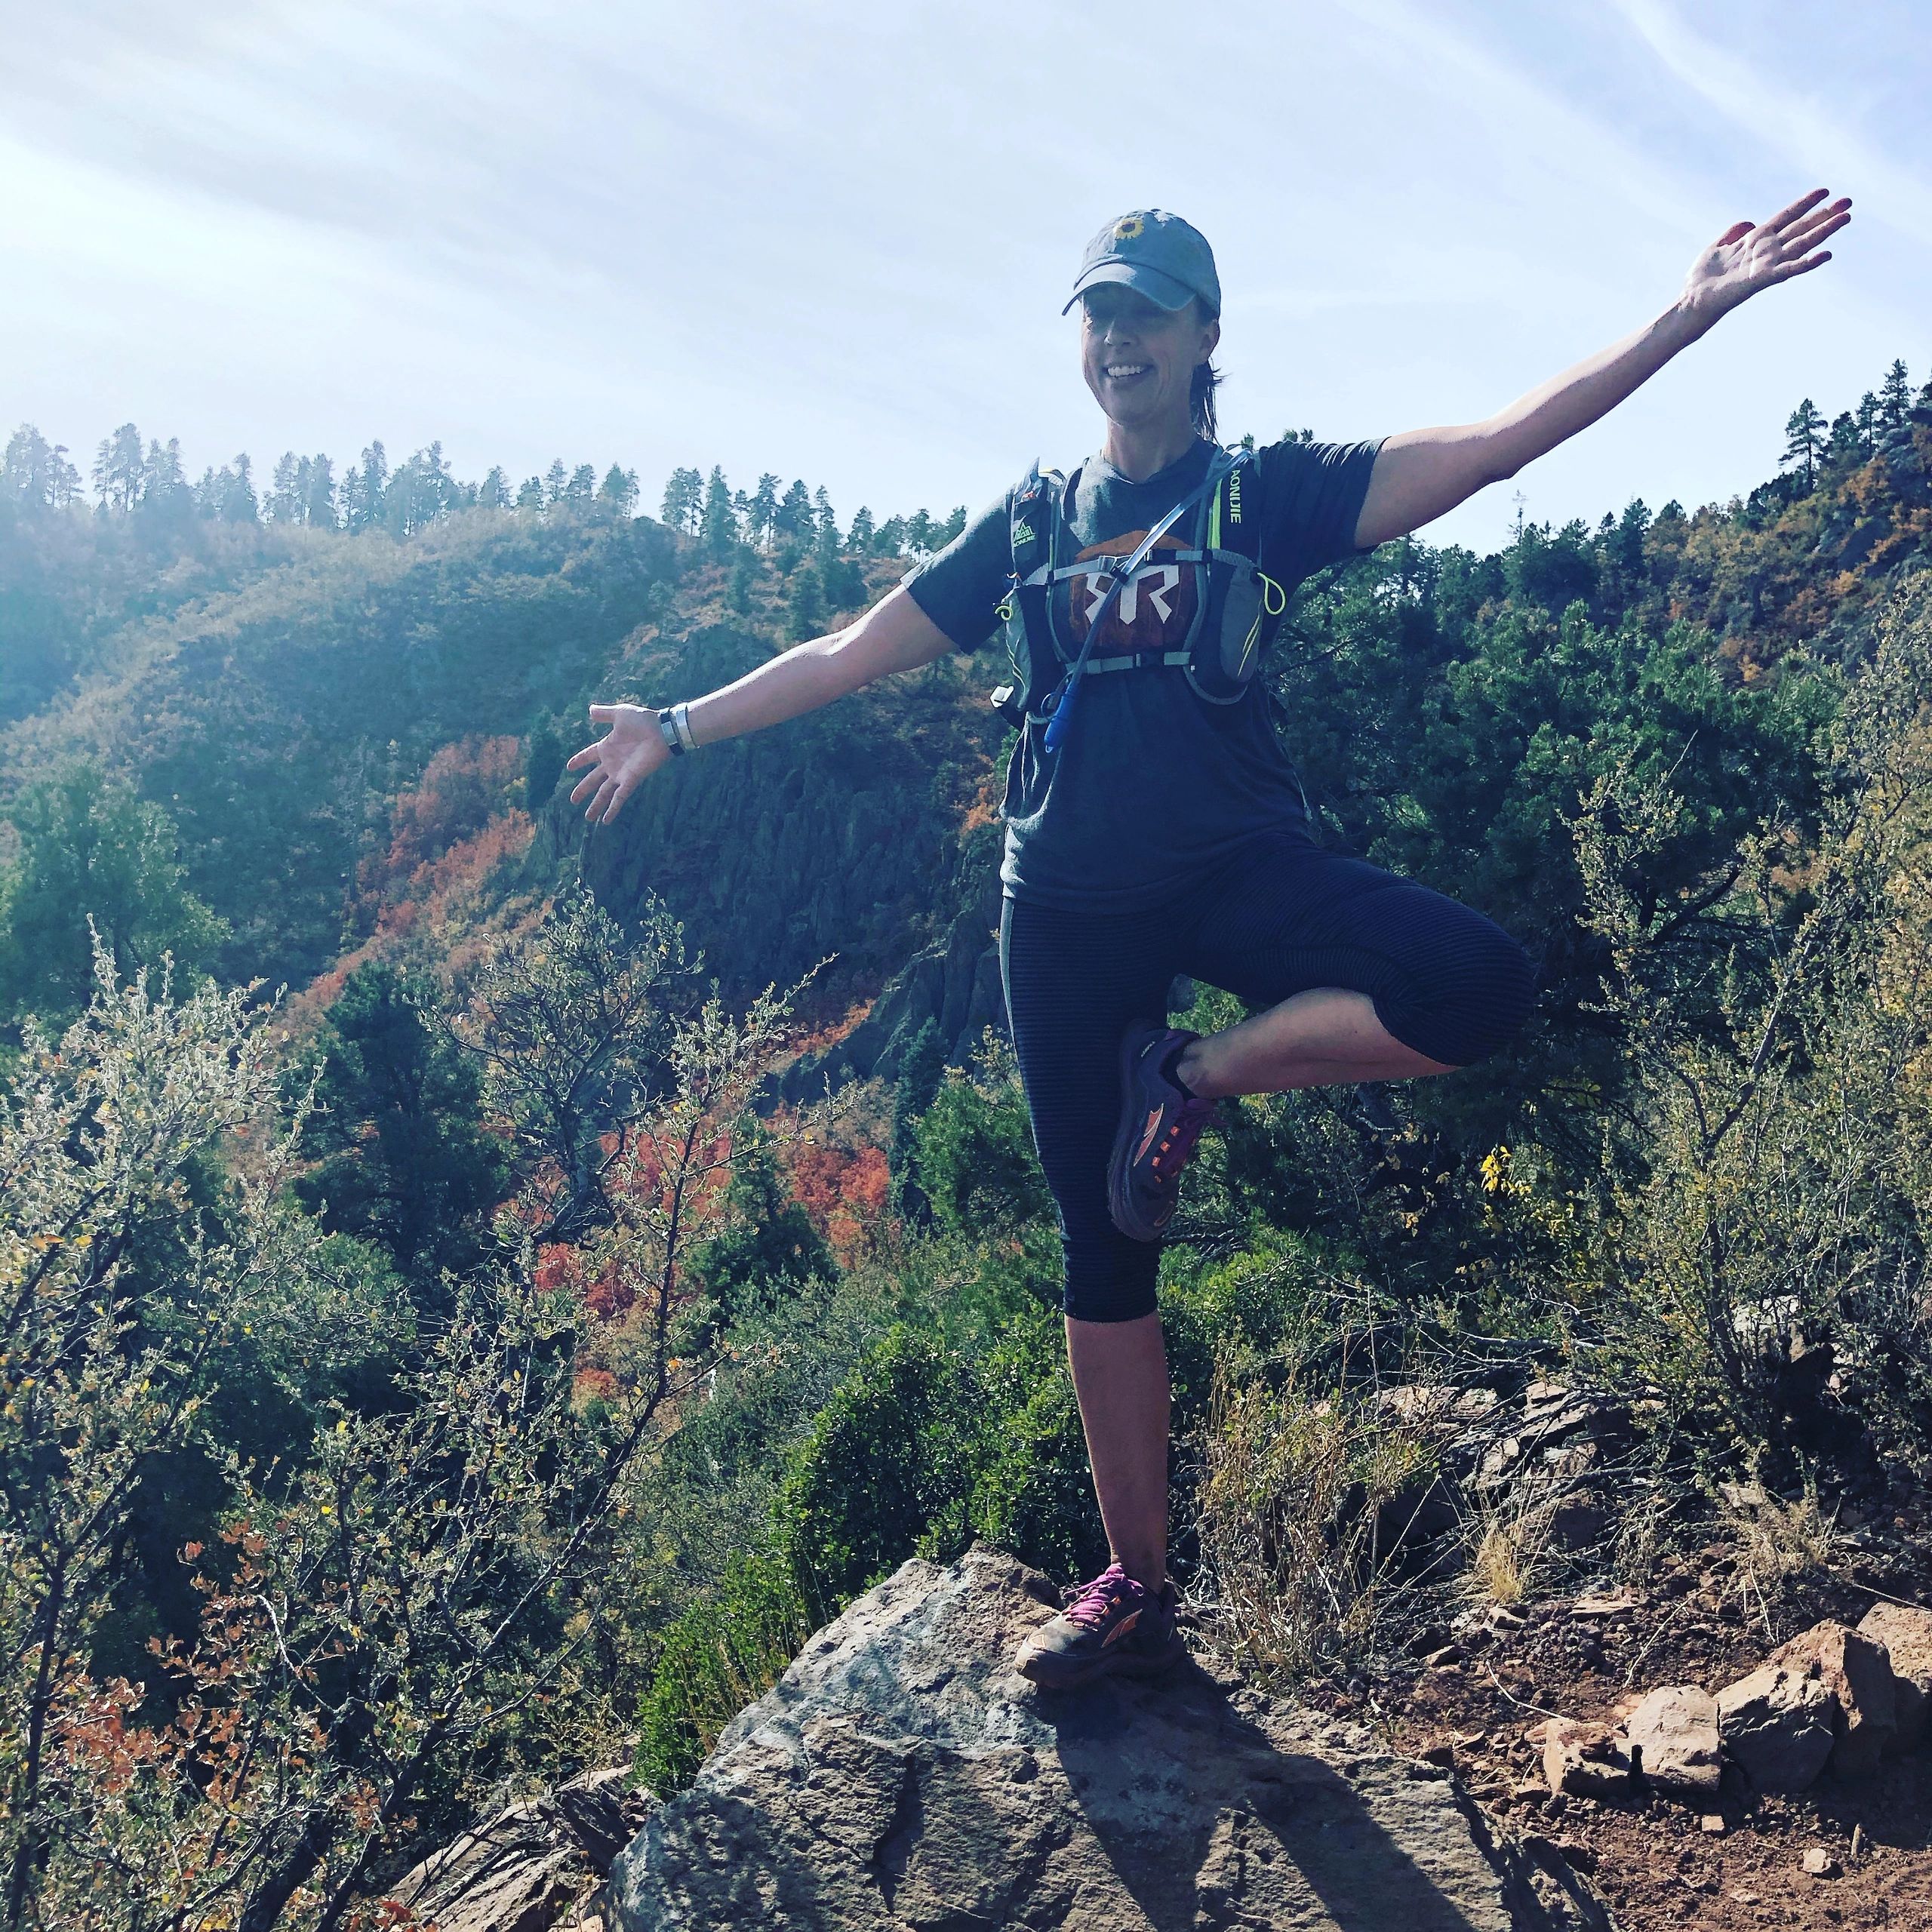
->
xmin=1107 ymin=1021 xmax=1220 ymax=1242
xmin=1013 ymin=1562 xmax=1186 ymax=1689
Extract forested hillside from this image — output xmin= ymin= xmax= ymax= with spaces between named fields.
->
xmin=2 ymin=355 xmax=1930 ymax=1927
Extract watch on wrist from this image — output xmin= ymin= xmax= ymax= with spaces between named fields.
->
xmin=655 ymin=707 xmax=685 ymax=757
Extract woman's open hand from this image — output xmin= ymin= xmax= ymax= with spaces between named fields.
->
xmin=566 ymin=702 xmax=669 ymax=825
xmin=1681 ymin=188 xmax=1850 ymax=329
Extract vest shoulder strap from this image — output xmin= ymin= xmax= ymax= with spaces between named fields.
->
xmin=1008 ymin=461 xmax=1065 ymax=583
xmin=1203 ymin=445 xmax=1261 ymax=560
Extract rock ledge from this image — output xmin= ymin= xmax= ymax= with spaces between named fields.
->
xmin=612 ymin=1547 xmax=1612 ymax=1930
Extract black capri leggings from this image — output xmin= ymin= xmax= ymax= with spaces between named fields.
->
xmin=998 ymin=828 xmax=1537 ymax=1324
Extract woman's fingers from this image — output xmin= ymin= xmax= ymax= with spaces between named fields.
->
xmin=569 ymin=762 xmax=604 ymax=804
xmin=565 ymin=739 xmax=603 ymax=771
xmin=1777 ymin=205 xmax=1850 ymax=256
xmin=1760 ymin=187 xmax=1832 ymax=236
xmin=1712 ymin=219 xmax=1755 ymax=248
xmin=1770 ymin=250 xmax=1832 ymax=283
xmin=588 ymin=703 xmax=618 ymax=721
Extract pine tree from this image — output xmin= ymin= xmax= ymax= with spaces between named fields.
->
xmin=888 ymin=1017 xmax=948 ymax=1226
xmin=775 ymin=478 xmax=812 ymax=543
xmin=566 ymin=463 xmax=596 ymax=508
xmin=478 ymin=465 xmax=510 ymax=510
xmin=91 ymin=423 xmax=145 ymax=512
xmin=598 ymin=464 xmax=638 ymax=515
xmin=700 ymin=465 xmax=737 ymax=555
xmin=344 ymin=441 xmax=389 ymax=530
xmin=848 ymin=505 xmax=875 ymax=552
xmin=872 ymin=513 xmax=907 ymax=557
xmin=1878 ymin=358 xmax=1912 ymax=430
xmin=660 ymin=466 xmax=703 ymax=533
xmin=543 ymin=458 xmax=568 ymax=506
xmin=304 ymin=454 xmax=337 ymax=527
xmin=2 ymin=426 xmax=82 ymax=511
xmin=749 ymin=473 xmax=780 ymax=549
xmin=903 ymin=509 xmax=936 ymax=555
xmin=421 ymin=441 xmax=454 ymax=518
xmin=516 ymin=475 xmax=546 ymax=509
xmin=813 ymin=485 xmax=838 ymax=558
xmin=728 ymin=546 xmax=758 ymax=614
xmin=1824 ymin=409 xmax=1863 ymax=472
xmin=225 ymin=454 xmax=259 ymax=523
xmin=786 ymin=561 xmax=826 ymax=640
xmin=1781 ymin=399 xmax=1824 ymax=491
xmin=266 ymin=451 xmax=306 ymax=523
xmin=1855 ymin=393 xmax=1878 ymax=456
xmin=139 ymin=437 xmax=190 ymax=520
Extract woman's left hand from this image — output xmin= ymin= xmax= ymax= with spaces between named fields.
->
xmin=1681 ymin=188 xmax=1850 ymax=329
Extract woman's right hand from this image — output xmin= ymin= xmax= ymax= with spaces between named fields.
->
xmin=565 ymin=702 xmax=669 ymax=824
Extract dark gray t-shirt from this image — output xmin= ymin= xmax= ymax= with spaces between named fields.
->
xmin=906 ymin=433 xmax=1382 ymax=910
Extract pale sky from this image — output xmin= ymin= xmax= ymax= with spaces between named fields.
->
xmin=5 ymin=0 xmax=1929 ymax=549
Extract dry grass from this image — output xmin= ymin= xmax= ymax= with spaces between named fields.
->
xmin=1715 ymin=1476 xmax=1839 ymax=1634
xmin=1190 ymin=1348 xmax=1441 ymax=1680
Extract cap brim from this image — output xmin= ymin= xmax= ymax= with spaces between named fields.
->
xmin=1062 ymin=258 xmax=1198 ymax=316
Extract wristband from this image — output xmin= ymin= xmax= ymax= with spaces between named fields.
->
xmin=671 ymin=703 xmax=698 ymax=752
xmin=656 ymin=707 xmax=685 ymax=757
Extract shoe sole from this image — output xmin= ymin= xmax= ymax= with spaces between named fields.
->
xmin=1015 ymin=1633 xmax=1189 ymax=1690
xmin=1106 ymin=1023 xmax=1170 ymax=1244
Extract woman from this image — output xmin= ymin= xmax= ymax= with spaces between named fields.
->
xmin=568 ymin=192 xmax=1847 ymax=1688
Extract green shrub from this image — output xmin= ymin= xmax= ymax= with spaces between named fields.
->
xmin=633 ymin=1550 xmax=810 ymax=1795
xmin=777 ymin=1324 xmax=981 ymax=1620
xmin=912 ymin=1031 xmax=1052 ymax=1239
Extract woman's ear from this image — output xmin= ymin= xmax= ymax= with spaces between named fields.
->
xmin=1198 ymin=309 xmax=1222 ymax=361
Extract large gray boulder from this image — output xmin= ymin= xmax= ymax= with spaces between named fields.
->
xmin=611 ymin=1547 xmax=1611 ymax=1930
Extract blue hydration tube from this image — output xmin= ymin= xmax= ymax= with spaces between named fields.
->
xmin=1041 ymin=450 xmax=1235 ymax=753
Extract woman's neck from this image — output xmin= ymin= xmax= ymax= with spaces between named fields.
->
xmin=1100 ymin=414 xmax=1201 ymax=482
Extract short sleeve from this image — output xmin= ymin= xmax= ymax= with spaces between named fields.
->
xmin=903 ymin=494 xmax=1012 ymax=654
xmin=1251 ymin=437 xmax=1385 ymax=587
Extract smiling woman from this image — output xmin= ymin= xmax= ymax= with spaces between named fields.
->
xmin=567 ymin=186 xmax=1850 ymax=1693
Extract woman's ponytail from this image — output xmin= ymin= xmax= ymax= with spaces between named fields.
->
xmin=1189 ymin=360 xmax=1222 ymax=442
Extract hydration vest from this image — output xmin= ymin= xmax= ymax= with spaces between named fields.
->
xmin=989 ymin=445 xmax=1289 ymax=731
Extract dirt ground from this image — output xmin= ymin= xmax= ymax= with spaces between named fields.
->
xmin=1291 ymin=1522 xmax=1932 ymax=1932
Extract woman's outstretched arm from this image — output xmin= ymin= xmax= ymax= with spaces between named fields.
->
xmin=566 ymin=582 xmax=955 ymax=825
xmin=1352 ymin=188 xmax=1851 ymax=550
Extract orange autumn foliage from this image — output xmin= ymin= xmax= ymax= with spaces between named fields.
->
xmin=786 ymin=1140 xmax=891 ymax=1264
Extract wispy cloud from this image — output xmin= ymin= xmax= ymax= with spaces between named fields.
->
xmin=1334 ymin=0 xmax=1715 ymax=241
xmin=1606 ymin=0 xmax=1932 ymax=248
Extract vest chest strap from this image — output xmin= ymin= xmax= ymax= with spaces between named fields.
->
xmin=1079 ymin=648 xmax=1193 ymax=676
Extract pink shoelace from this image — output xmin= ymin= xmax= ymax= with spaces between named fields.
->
xmin=1148 ymin=1097 xmax=1218 ymax=1182
xmin=1063 ymin=1563 xmax=1145 ymax=1630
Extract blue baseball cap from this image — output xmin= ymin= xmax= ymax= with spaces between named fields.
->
xmin=1063 ymin=210 xmax=1222 ymax=317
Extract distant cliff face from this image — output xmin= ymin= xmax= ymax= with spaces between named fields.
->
xmin=545 ymin=623 xmax=1006 ymax=1022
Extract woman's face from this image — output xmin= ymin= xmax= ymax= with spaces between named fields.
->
xmin=1079 ymin=284 xmax=1220 ymax=435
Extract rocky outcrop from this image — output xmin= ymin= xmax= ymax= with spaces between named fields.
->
xmin=611 ymin=1547 xmax=1612 ymax=1931
xmin=543 ymin=623 xmax=1006 ymax=1017
xmin=774 ymin=819 xmax=1005 ymax=1102
xmin=386 ymin=1767 xmax=655 ymax=1932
